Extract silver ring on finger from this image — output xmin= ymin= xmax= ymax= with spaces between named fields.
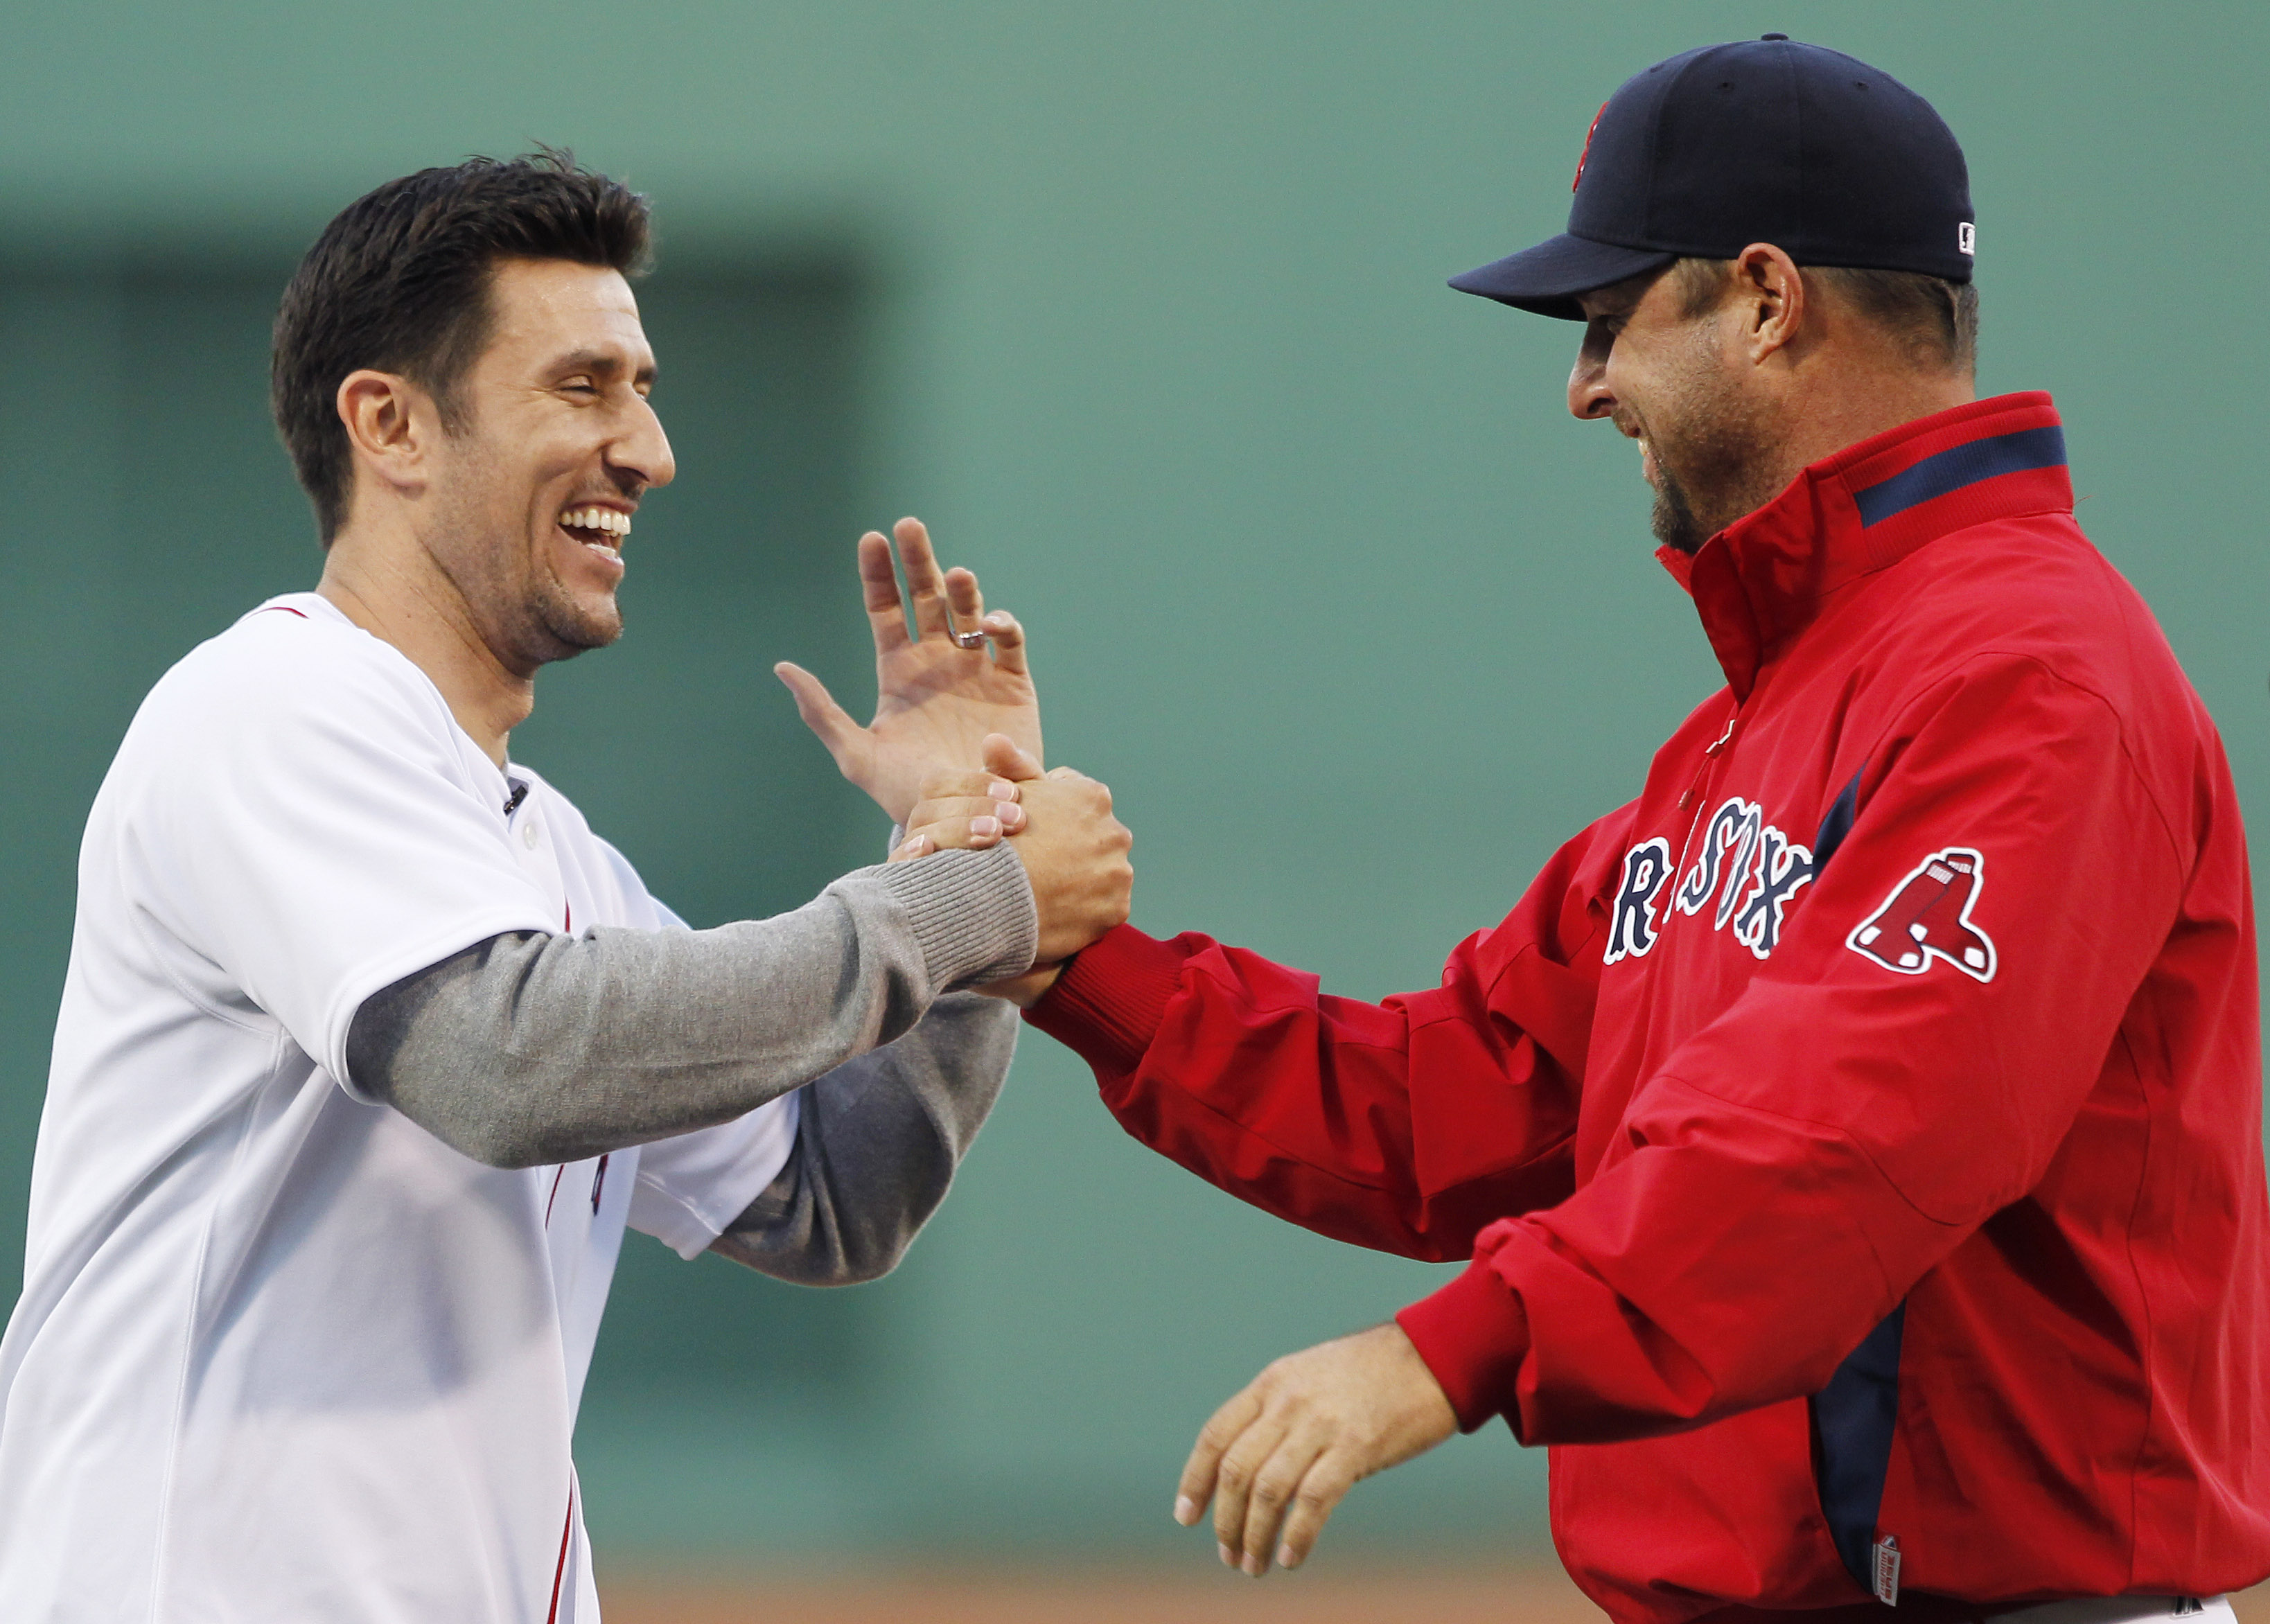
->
xmin=952 ymin=626 xmax=987 ymax=650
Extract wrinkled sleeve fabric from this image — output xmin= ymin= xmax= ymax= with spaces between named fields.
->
xmin=1398 ymin=655 xmax=2185 ymax=1440
xmin=601 ymin=870 xmax=804 ymax=1257
xmin=120 ymin=621 xmax=558 ymax=1096
xmin=346 ymin=842 xmax=1035 ymax=1167
xmin=631 ymin=1101 xmax=804 ymax=1260
xmin=594 ymin=841 xmax=1023 ymax=1268
xmin=707 ymin=991 xmax=1019 ymax=1282
xmin=1027 ymin=809 xmax=1622 ymax=1262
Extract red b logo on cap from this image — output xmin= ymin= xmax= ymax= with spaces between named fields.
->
xmin=1573 ymin=101 xmax=1609 ymax=193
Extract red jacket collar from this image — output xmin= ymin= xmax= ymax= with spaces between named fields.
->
xmin=1657 ymin=391 xmax=2072 ymax=698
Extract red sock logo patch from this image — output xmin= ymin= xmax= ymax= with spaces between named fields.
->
xmin=1847 ymin=847 xmax=1996 ymax=982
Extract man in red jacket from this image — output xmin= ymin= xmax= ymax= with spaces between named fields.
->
xmin=883 ymin=36 xmax=2269 ymax=1624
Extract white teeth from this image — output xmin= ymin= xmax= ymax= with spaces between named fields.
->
xmin=561 ymin=506 xmax=631 ymax=540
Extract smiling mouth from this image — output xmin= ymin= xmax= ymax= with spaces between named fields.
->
xmin=559 ymin=504 xmax=631 ymax=564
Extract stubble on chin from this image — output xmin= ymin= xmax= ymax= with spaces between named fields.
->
xmin=1642 ymin=391 xmax=1778 ymax=557
xmin=1631 ymin=312 xmax=1788 ymax=557
xmin=428 ymin=432 xmax=624 ymax=669
xmin=1650 ymin=471 xmax=1711 ymax=556
xmin=523 ymin=561 xmax=622 ymax=662
xmin=428 ymin=506 xmax=624 ymax=669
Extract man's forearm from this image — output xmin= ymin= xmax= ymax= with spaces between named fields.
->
xmin=712 ymin=991 xmax=1017 ymax=1284
xmin=347 ymin=845 xmax=1035 ymax=1167
xmin=1028 ymin=924 xmax=1583 ymax=1262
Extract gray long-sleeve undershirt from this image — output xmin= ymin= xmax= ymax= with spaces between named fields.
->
xmin=346 ymin=844 xmax=1033 ymax=1283
xmin=710 ymin=988 xmax=1014 ymax=1283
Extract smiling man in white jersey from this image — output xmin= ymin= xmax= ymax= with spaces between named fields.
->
xmin=0 ymin=153 xmax=1131 ymax=1621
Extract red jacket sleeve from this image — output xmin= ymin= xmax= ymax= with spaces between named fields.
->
xmin=1027 ymin=805 xmax=1627 ymax=1261
xmin=1399 ymin=655 xmax=2189 ymax=1439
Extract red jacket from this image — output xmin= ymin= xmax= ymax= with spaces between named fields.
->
xmin=1029 ymin=394 xmax=2270 ymax=1623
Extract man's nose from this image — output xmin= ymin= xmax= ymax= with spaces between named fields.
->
xmin=1567 ymin=321 xmax=1617 ymax=421
xmin=1568 ymin=353 xmax=1616 ymax=421
xmin=615 ymin=396 xmax=676 ymax=491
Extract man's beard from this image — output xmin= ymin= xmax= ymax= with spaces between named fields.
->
xmin=429 ymin=440 xmax=625 ymax=669
xmin=520 ymin=560 xmax=622 ymax=662
xmin=1635 ymin=337 xmax=1780 ymax=556
xmin=1650 ymin=466 xmax=1712 ymax=556
xmin=446 ymin=521 xmax=623 ymax=670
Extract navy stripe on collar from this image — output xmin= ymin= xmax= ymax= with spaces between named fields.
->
xmin=1853 ymin=424 xmax=2067 ymax=528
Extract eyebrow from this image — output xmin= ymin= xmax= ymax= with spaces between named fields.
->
xmin=553 ymin=347 xmax=658 ymax=386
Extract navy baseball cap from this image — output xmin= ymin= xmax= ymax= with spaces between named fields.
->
xmin=1452 ymin=36 xmax=1975 ymax=319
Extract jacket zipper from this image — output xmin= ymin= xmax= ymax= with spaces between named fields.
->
xmin=1672 ymin=708 xmax=1742 ymax=879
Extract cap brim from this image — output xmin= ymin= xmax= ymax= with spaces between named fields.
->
xmin=1448 ymin=234 xmax=1677 ymax=320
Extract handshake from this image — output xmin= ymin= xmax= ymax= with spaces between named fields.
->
xmin=774 ymin=516 xmax=1134 ymax=1005
xmin=777 ymin=518 xmax=1455 ymax=1579
xmin=892 ymin=734 xmax=1132 ymax=1004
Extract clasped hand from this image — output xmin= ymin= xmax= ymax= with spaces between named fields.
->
xmin=894 ymin=735 xmax=1132 ymax=1002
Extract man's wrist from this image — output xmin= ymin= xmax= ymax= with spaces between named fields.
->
xmin=976 ymin=959 xmax=1066 ymax=1007
xmin=1021 ymin=924 xmax=1183 ymax=1073
xmin=866 ymin=842 xmax=1039 ymax=991
xmin=1394 ymin=1260 xmax=1533 ymax=1436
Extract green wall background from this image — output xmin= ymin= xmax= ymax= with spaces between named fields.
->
xmin=2 ymin=0 xmax=2264 ymax=1573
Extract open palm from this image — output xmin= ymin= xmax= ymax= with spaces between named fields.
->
xmin=776 ymin=517 xmax=1044 ymax=825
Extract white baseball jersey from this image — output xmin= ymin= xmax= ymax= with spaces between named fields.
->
xmin=0 ymin=592 xmax=798 ymax=1623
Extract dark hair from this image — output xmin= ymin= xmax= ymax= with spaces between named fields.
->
xmin=271 ymin=150 xmax=652 ymax=542
xmin=1671 ymin=256 xmax=1979 ymax=373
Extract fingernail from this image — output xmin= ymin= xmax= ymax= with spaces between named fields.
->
xmin=1277 ymin=1545 xmax=1296 ymax=1570
xmin=987 ymin=781 xmax=1017 ymax=801
xmin=972 ymin=815 xmax=1000 ymax=836
xmin=1173 ymin=1496 xmax=1197 ymax=1526
xmin=998 ymin=803 xmax=1026 ymax=830
xmin=1217 ymin=1543 xmax=1234 ymax=1568
xmin=1244 ymin=1553 xmax=1265 ymax=1577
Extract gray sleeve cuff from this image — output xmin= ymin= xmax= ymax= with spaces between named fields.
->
xmin=857 ymin=842 xmax=1038 ymax=991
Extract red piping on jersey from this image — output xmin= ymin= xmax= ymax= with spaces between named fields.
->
xmin=256 ymin=606 xmax=308 ymax=618
xmin=545 ymin=1485 xmax=574 ymax=1624
xmin=543 ymin=1166 xmax=566 ymax=1227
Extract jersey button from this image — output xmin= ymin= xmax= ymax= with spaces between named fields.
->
xmin=520 ymin=820 xmax=540 ymax=849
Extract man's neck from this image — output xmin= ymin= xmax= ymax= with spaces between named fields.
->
xmin=1725 ymin=369 xmax=1978 ymax=534
xmin=317 ymin=530 xmax=532 ymax=768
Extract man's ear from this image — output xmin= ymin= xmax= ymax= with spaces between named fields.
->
xmin=1731 ymin=243 xmax=1806 ymax=364
xmin=336 ymin=369 xmax=437 ymax=498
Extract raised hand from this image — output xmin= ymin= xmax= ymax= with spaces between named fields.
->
xmin=776 ymin=517 xmax=1042 ymax=825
